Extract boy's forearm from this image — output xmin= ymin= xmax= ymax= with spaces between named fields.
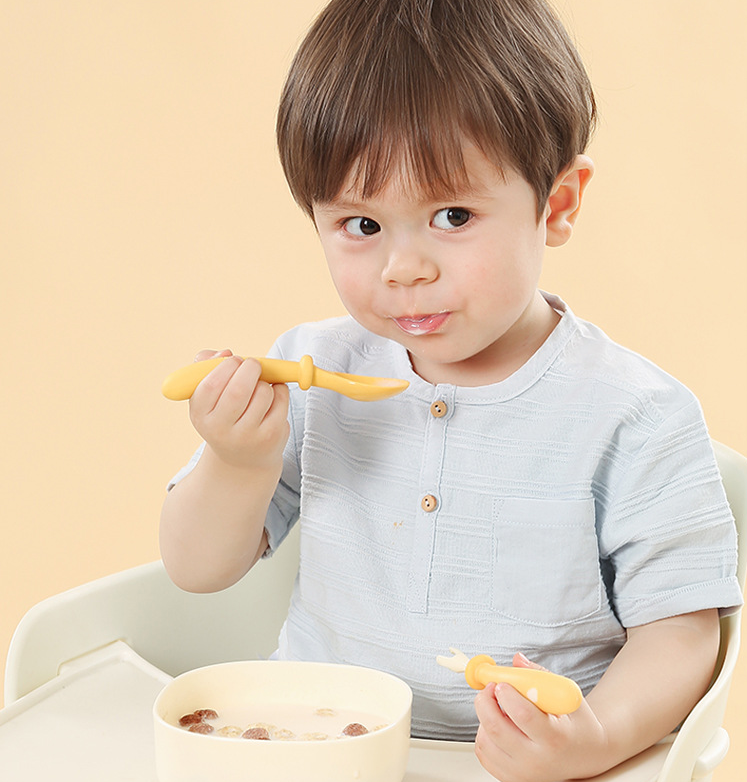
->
xmin=159 ymin=446 xmax=279 ymax=593
xmin=586 ymin=608 xmax=720 ymax=770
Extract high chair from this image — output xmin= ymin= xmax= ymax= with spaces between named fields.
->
xmin=3 ymin=440 xmax=745 ymax=782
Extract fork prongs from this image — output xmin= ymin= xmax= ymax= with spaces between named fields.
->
xmin=436 ymin=647 xmax=471 ymax=673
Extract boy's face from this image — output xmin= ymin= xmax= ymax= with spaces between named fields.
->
xmin=313 ymin=144 xmax=564 ymax=386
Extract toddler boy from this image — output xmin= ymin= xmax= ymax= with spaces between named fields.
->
xmin=161 ymin=2 xmax=742 ymax=779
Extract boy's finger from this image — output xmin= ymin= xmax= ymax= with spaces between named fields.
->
xmin=474 ymin=682 xmax=502 ymax=726
xmin=265 ymin=379 xmax=291 ymax=419
xmin=474 ymin=683 xmax=523 ymax=740
xmin=215 ymin=358 xmax=273 ymax=424
xmin=190 ymin=356 xmax=258 ymax=424
xmin=474 ymin=721 xmax=517 ymax=781
xmin=189 ymin=355 xmax=243 ymax=411
xmin=193 ymin=348 xmax=233 ymax=362
xmin=512 ymin=652 xmax=547 ymax=670
xmin=475 ymin=683 xmax=542 ymax=771
xmin=474 ymin=685 xmax=518 ymax=753
xmin=492 ymin=682 xmax=547 ymax=740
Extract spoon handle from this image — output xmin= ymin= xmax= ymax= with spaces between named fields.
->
xmin=162 ymin=356 xmax=303 ymax=401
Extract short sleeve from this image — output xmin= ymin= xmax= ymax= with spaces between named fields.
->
xmin=262 ymin=451 xmax=301 ymax=556
xmin=599 ymin=399 xmax=742 ymax=627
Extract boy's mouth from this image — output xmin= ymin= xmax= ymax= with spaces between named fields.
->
xmin=392 ymin=312 xmax=450 ymax=336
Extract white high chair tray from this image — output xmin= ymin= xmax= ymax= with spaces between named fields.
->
xmin=0 ymin=640 xmax=669 ymax=781
xmin=0 ymin=641 xmax=171 ymax=780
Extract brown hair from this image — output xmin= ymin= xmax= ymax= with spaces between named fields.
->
xmin=276 ymin=0 xmax=596 ymax=218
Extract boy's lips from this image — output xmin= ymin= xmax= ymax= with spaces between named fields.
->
xmin=392 ymin=312 xmax=450 ymax=336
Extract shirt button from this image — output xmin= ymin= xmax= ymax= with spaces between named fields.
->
xmin=421 ymin=494 xmax=438 ymax=512
xmin=430 ymin=400 xmax=448 ymax=418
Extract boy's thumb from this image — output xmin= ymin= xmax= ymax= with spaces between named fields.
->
xmin=512 ymin=652 xmax=548 ymax=671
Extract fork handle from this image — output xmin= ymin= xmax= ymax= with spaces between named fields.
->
xmin=465 ymin=655 xmax=583 ymax=715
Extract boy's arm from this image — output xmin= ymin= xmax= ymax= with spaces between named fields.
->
xmin=474 ymin=608 xmax=720 ymax=782
xmin=585 ymin=608 xmax=719 ymax=768
xmin=160 ymin=354 xmax=290 ymax=593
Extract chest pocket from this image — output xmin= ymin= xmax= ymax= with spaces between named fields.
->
xmin=493 ymin=497 xmax=603 ymax=627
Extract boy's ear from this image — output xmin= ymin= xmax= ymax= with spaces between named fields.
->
xmin=544 ymin=155 xmax=594 ymax=247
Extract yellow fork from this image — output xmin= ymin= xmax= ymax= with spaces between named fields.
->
xmin=437 ymin=648 xmax=583 ymax=715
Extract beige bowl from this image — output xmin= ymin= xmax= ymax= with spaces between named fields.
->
xmin=153 ymin=660 xmax=413 ymax=782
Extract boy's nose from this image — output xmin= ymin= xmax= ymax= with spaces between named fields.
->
xmin=381 ymin=244 xmax=439 ymax=286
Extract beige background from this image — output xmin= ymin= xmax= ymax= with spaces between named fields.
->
xmin=1 ymin=0 xmax=745 ymax=775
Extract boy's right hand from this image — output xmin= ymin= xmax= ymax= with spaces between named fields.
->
xmin=187 ymin=349 xmax=290 ymax=474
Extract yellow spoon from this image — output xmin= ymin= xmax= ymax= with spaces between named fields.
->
xmin=162 ymin=354 xmax=409 ymax=402
xmin=436 ymin=648 xmax=583 ymax=715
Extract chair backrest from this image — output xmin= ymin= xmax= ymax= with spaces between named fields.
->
xmin=656 ymin=440 xmax=747 ymax=782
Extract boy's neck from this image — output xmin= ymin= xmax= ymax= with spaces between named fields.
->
xmin=408 ymin=291 xmax=561 ymax=388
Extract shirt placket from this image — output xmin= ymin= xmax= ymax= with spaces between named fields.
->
xmin=406 ymin=385 xmax=456 ymax=613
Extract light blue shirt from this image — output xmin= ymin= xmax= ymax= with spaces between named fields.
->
xmin=172 ymin=295 xmax=742 ymax=740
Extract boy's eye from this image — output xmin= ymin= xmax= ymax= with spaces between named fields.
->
xmin=432 ymin=208 xmax=472 ymax=230
xmin=343 ymin=217 xmax=381 ymax=236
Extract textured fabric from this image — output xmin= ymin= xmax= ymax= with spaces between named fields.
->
xmin=172 ymin=294 xmax=742 ymax=740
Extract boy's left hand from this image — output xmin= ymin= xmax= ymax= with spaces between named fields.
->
xmin=473 ymin=654 xmax=608 ymax=782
